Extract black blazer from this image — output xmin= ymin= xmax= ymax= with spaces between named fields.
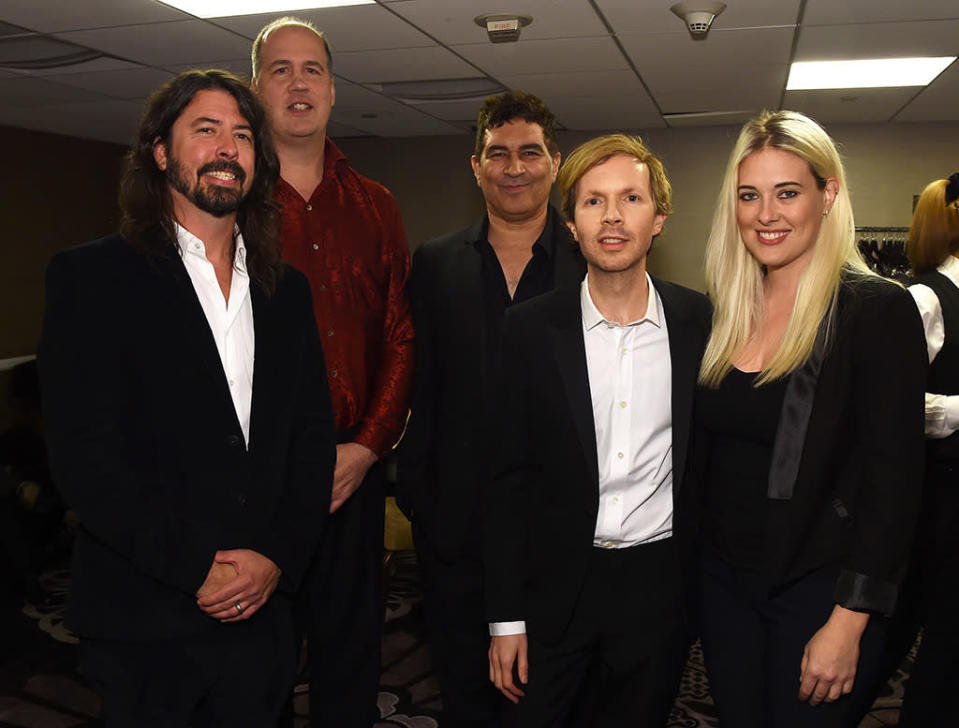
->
xmin=397 ymin=207 xmax=586 ymax=559
xmin=39 ymin=233 xmax=335 ymax=642
xmin=483 ymin=277 xmax=712 ymax=644
xmin=690 ymin=274 xmax=927 ymax=615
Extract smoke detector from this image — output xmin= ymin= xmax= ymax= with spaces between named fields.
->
xmin=670 ymin=2 xmax=726 ymax=39
xmin=474 ymin=13 xmax=533 ymax=44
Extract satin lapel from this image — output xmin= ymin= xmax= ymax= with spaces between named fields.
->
xmin=549 ymin=294 xmax=599 ymax=486
xmin=450 ymin=236 xmax=490 ymax=399
xmin=767 ymin=320 xmax=828 ymax=500
xmin=248 ymin=283 xmax=280 ymax=453
xmin=655 ymin=278 xmax=697 ymax=493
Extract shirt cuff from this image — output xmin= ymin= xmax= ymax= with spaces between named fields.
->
xmin=489 ymin=621 xmax=526 ymax=636
xmin=925 ymin=393 xmax=959 ymax=438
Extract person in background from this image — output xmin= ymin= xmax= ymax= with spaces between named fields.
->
xmin=38 ymin=69 xmax=335 ymax=727
xmin=252 ymin=17 xmax=415 ymax=727
xmin=898 ymin=173 xmax=959 ymax=727
xmin=397 ymin=91 xmax=585 ymax=727
xmin=692 ymin=110 xmax=926 ymax=727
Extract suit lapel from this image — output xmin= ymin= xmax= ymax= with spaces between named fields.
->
xmin=548 ymin=292 xmax=599 ymax=486
xmin=654 ymin=277 xmax=699 ymax=493
xmin=451 ymin=223 xmax=491 ymax=398
xmin=248 ymin=282 xmax=280 ymax=452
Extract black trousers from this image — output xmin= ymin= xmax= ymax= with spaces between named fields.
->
xmin=415 ymin=521 xmax=502 ymax=728
xmin=699 ymin=550 xmax=887 ymax=728
xmin=297 ymin=462 xmax=385 ymax=728
xmin=899 ymin=466 xmax=959 ymax=727
xmin=502 ymin=537 xmax=689 ymax=728
xmin=79 ymin=598 xmax=295 ymax=728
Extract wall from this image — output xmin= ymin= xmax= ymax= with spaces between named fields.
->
xmin=339 ymin=120 xmax=959 ymax=292
xmin=0 ymin=126 xmax=126 ymax=358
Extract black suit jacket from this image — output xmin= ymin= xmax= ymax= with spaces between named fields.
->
xmin=397 ymin=207 xmax=586 ymax=559
xmin=39 ymin=233 xmax=335 ymax=642
xmin=689 ymin=274 xmax=927 ymax=616
xmin=484 ymin=276 xmax=712 ymax=644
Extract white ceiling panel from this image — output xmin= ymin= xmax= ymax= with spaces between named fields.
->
xmin=783 ymin=87 xmax=918 ymax=123
xmin=665 ymin=111 xmax=756 ymax=128
xmin=44 ymin=67 xmax=174 ymax=100
xmin=335 ymin=104 xmax=463 ymax=137
xmin=333 ymin=46 xmax=477 ymax=83
xmin=55 ymin=20 xmax=252 ymax=67
xmin=332 ymin=79 xmax=409 ymax=111
xmin=387 ymin=0 xmax=607 ymax=45
xmin=804 ymin=0 xmax=959 ymax=26
xmin=643 ymin=64 xmax=787 ymax=114
xmin=0 ymin=0 xmax=189 ymax=34
xmin=212 ymin=5 xmax=434 ymax=51
xmin=595 ymin=0 xmax=799 ymax=34
xmin=896 ymin=65 xmax=959 ymax=122
xmin=0 ymin=76 xmax=111 ymax=108
xmin=397 ymin=98 xmax=489 ymax=122
xmin=548 ymin=95 xmax=666 ymax=131
xmin=0 ymin=98 xmax=142 ymax=144
xmin=164 ymin=58 xmax=253 ymax=77
xmin=453 ymin=36 xmax=625 ymax=77
xmin=17 ymin=56 xmax=145 ymax=77
xmin=500 ymin=69 xmax=652 ymax=102
xmin=796 ymin=20 xmax=959 ymax=60
xmin=621 ymin=26 xmax=795 ymax=69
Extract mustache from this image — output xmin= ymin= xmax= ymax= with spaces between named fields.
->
xmin=197 ymin=160 xmax=246 ymax=184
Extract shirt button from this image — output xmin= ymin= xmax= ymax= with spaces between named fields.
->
xmin=236 ymin=493 xmax=247 ymax=506
xmin=227 ymin=435 xmax=241 ymax=447
xmin=604 ymin=541 xmax=613 ymax=549
xmin=619 ymin=401 xmax=627 ymax=408
xmin=229 ymin=379 xmax=235 ymax=387
xmin=622 ymin=348 xmax=627 ymax=355
xmin=312 ymin=243 xmax=319 ymax=250
xmin=330 ymin=370 xmax=338 ymax=378
xmin=617 ymin=452 xmax=624 ymax=459
xmin=327 ymin=329 xmax=334 ymax=337
xmin=612 ymin=496 xmax=620 ymax=503
xmin=306 ymin=204 xmax=313 ymax=211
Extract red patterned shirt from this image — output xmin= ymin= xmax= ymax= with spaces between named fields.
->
xmin=276 ymin=139 xmax=414 ymax=457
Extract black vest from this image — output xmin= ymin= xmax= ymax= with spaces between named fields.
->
xmin=918 ymin=271 xmax=959 ymax=461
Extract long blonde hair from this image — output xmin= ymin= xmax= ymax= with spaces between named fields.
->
xmin=907 ymin=177 xmax=959 ymax=275
xmin=699 ymin=110 xmax=872 ymax=387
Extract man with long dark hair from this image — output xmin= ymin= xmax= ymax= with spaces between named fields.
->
xmin=38 ymin=69 xmax=336 ymax=727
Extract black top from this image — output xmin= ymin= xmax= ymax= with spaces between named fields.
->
xmin=476 ymin=213 xmax=559 ymax=373
xmin=916 ymin=270 xmax=959 ymax=461
xmin=696 ymin=368 xmax=789 ymax=571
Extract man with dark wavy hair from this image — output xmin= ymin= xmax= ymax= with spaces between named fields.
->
xmin=38 ymin=69 xmax=336 ymax=727
xmin=397 ymin=90 xmax=585 ymax=727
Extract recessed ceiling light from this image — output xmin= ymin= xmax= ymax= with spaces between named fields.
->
xmin=787 ymin=57 xmax=955 ymax=90
xmin=159 ymin=0 xmax=373 ymax=19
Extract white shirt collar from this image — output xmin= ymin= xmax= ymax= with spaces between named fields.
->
xmin=581 ymin=272 xmax=662 ymax=330
xmin=937 ymin=255 xmax=959 ymax=287
xmin=174 ymin=222 xmax=247 ymax=273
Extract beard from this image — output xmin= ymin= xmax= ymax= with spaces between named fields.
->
xmin=166 ymin=156 xmax=248 ymax=218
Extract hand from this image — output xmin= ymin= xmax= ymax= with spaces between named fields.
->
xmin=330 ymin=443 xmax=377 ymax=513
xmin=489 ymin=634 xmax=528 ymax=703
xmin=196 ymin=561 xmax=238 ymax=600
xmin=799 ymin=605 xmax=870 ymax=705
xmin=195 ymin=549 xmax=281 ymax=622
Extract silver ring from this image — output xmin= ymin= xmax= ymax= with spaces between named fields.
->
xmin=234 ymin=601 xmax=244 ymax=614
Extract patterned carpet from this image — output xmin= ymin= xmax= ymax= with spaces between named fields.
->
xmin=1 ymin=552 xmax=912 ymax=727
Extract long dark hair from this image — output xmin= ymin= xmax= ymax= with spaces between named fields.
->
xmin=118 ymin=69 xmax=282 ymax=293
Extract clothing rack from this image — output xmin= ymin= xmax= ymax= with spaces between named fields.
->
xmin=855 ymin=226 xmax=910 ymax=282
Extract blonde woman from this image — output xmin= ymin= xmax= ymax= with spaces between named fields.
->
xmin=899 ymin=173 xmax=959 ymax=727
xmin=691 ymin=111 xmax=926 ymax=727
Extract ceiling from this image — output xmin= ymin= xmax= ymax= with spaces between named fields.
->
xmin=1 ymin=0 xmax=957 ymax=145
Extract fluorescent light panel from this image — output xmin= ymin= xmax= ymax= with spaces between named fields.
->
xmin=160 ymin=0 xmax=373 ymax=19
xmin=787 ymin=57 xmax=955 ymax=90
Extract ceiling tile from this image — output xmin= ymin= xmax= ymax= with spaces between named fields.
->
xmin=642 ymin=63 xmax=787 ymax=114
xmin=331 ymin=79 xmax=410 ymax=111
xmin=55 ymin=20 xmax=252 ymax=67
xmin=796 ymin=19 xmax=959 ymax=60
xmin=335 ymin=104 xmax=463 ymax=137
xmin=896 ymin=64 xmax=959 ymax=122
xmin=164 ymin=58 xmax=252 ymax=77
xmin=500 ymin=69 xmax=652 ymax=101
xmin=16 ymin=56 xmax=145 ymax=77
xmin=783 ymin=87 xmax=918 ymax=123
xmin=547 ymin=95 xmax=665 ymax=131
xmin=387 ymin=0 xmax=607 ymax=45
xmin=327 ymin=119 xmax=370 ymax=138
xmin=0 ymin=75 xmax=112 ymax=108
xmin=333 ymin=46 xmax=476 ymax=83
xmin=212 ymin=5 xmax=434 ymax=51
xmin=622 ymin=26 xmax=795 ymax=69
xmin=0 ymin=0 xmax=189 ymax=33
xmin=0 ymin=98 xmax=141 ymax=144
xmin=665 ymin=111 xmax=756 ymax=128
xmin=595 ymin=0 xmax=799 ymax=34
xmin=804 ymin=0 xmax=959 ymax=26
xmin=43 ymin=67 xmax=174 ymax=100
xmin=394 ymin=98 xmax=487 ymax=123
xmin=453 ymin=36 xmax=626 ymax=78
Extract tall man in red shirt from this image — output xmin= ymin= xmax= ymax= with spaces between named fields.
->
xmin=252 ymin=16 xmax=414 ymax=728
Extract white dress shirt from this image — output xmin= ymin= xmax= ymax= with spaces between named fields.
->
xmin=490 ymin=273 xmax=674 ymax=637
xmin=175 ymin=223 xmax=255 ymax=446
xmin=908 ymin=255 xmax=959 ymax=438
